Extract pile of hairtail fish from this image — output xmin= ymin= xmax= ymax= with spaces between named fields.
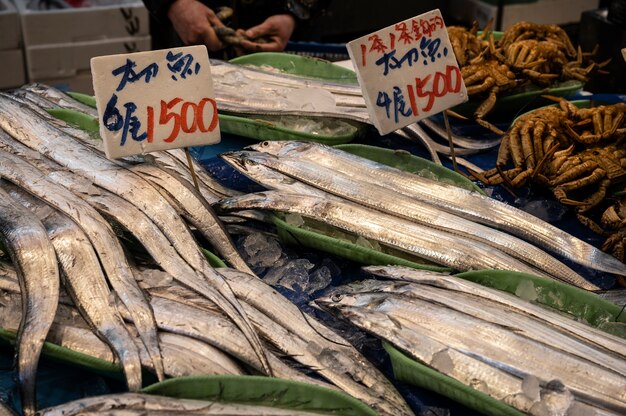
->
xmin=0 ymin=67 xmax=625 ymax=415
xmin=0 ymin=85 xmax=412 ymax=416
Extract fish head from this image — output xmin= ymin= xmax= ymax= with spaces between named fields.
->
xmin=313 ymin=292 xmax=358 ymax=313
xmin=219 ymin=150 xmax=251 ymax=172
xmin=314 ymin=286 xmax=389 ymax=311
xmin=247 ymin=140 xmax=321 ymax=157
xmin=221 ymin=150 xmax=279 ymax=172
xmin=343 ymin=279 xmax=409 ymax=294
xmin=214 ymin=192 xmax=272 ymax=212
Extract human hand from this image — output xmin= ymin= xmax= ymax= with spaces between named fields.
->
xmin=236 ymin=14 xmax=296 ymax=53
xmin=167 ymin=0 xmax=225 ymax=52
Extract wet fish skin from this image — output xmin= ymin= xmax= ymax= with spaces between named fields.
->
xmin=0 ymin=261 xmax=20 ymax=293
xmin=217 ymin=268 xmax=414 ymax=416
xmin=3 ymin=272 xmax=326 ymax=388
xmin=9 ymin=89 xmax=234 ymax=203
xmin=210 ymin=60 xmax=367 ymax=110
xmin=220 ymin=152 xmax=339 ymax=200
xmin=49 ymin=170 xmax=268 ymax=370
xmin=157 ymin=332 xmax=245 ymax=376
xmin=40 ymin=392 xmax=326 ymax=416
xmin=0 ymin=96 xmax=267 ymax=375
xmin=124 ymin=287 xmax=267 ymax=374
xmin=210 ymin=59 xmax=364 ymax=97
xmin=208 ymin=62 xmax=447 ymax=163
xmin=225 ymin=150 xmax=596 ymax=290
xmin=11 ymin=87 xmax=237 ymax=201
xmin=330 ymin=277 xmax=626 ymax=376
xmin=138 ymin=281 xmax=336 ymax=388
xmin=320 ymin=289 xmax=626 ymax=412
xmin=0 ymin=129 xmax=270 ymax=376
xmin=0 ymin=187 xmax=59 ymax=416
xmin=2 ymin=181 xmax=143 ymax=391
xmin=5 ymin=90 xmax=97 ymax=143
xmin=17 ymin=94 xmax=252 ymax=273
xmin=57 ymin=125 xmax=249 ymax=272
xmin=217 ymin=191 xmax=548 ymax=275
xmin=0 ymin=147 xmax=163 ymax=383
xmin=0 ymin=288 xmax=245 ymax=379
xmin=124 ymin=162 xmax=253 ymax=274
xmin=20 ymin=83 xmax=98 ymax=117
xmin=166 ymin=148 xmax=242 ymax=199
xmin=249 ymin=140 xmax=626 ymax=277
xmin=363 ymin=265 xmax=626 ymax=359
xmin=314 ymin=298 xmax=539 ymax=412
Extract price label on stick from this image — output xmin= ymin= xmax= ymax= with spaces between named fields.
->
xmin=91 ymin=45 xmax=220 ymax=159
xmin=347 ymin=9 xmax=467 ymax=135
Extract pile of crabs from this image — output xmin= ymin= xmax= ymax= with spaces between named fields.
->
xmin=475 ymin=98 xmax=626 ymax=267
xmin=451 ymin=22 xmax=626 ymax=269
xmin=447 ymin=21 xmax=607 ymax=134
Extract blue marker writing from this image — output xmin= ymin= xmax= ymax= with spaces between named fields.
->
xmin=102 ymin=93 xmax=147 ymax=145
xmin=166 ymin=51 xmax=201 ymax=81
xmin=112 ymin=59 xmax=159 ymax=92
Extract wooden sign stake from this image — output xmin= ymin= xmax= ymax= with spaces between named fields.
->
xmin=184 ymin=147 xmax=201 ymax=192
xmin=442 ymin=111 xmax=460 ymax=174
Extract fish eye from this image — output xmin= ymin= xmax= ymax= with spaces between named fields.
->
xmin=331 ymin=294 xmax=344 ymax=302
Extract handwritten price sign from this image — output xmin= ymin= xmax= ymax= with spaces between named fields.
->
xmin=91 ymin=45 xmax=220 ymax=159
xmin=347 ymin=9 xmax=467 ymax=135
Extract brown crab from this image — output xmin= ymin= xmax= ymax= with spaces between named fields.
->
xmin=479 ymin=101 xmax=626 ymax=205
xmin=579 ymin=191 xmax=626 ymax=285
xmin=461 ymin=60 xmax=519 ymax=134
xmin=498 ymin=39 xmax=564 ymax=86
xmin=499 ymin=22 xmax=577 ymax=58
xmin=561 ymin=103 xmax=626 ymax=144
xmin=447 ymin=22 xmax=489 ymax=66
xmin=547 ymin=146 xmax=626 ymax=210
xmin=599 ymin=194 xmax=626 ymax=265
xmin=474 ymin=98 xmax=626 ymax=276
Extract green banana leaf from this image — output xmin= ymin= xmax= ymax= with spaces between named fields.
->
xmin=143 ymin=376 xmax=377 ymax=416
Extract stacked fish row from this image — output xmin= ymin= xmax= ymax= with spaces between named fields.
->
xmin=217 ymin=141 xmax=626 ymax=291
xmin=0 ymin=86 xmax=413 ymax=416
xmin=37 ymin=392 xmax=327 ymax=416
xmin=314 ymin=266 xmax=626 ymax=415
xmin=0 ymin=263 xmax=263 ymax=381
xmin=210 ymin=59 xmax=485 ymax=164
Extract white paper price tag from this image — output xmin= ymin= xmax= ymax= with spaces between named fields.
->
xmin=347 ymin=9 xmax=467 ymax=135
xmin=91 ymin=45 xmax=220 ymax=159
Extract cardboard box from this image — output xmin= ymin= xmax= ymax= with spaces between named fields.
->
xmin=36 ymin=69 xmax=95 ymax=94
xmin=14 ymin=0 xmax=149 ymax=46
xmin=26 ymin=35 xmax=151 ymax=79
xmin=0 ymin=49 xmax=26 ymax=89
xmin=446 ymin=0 xmax=600 ymax=30
xmin=0 ymin=0 xmax=21 ymax=50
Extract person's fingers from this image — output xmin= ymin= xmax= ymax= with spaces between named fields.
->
xmin=238 ymin=38 xmax=283 ymax=52
xmin=202 ymin=26 xmax=225 ymax=52
xmin=244 ymin=21 xmax=272 ymax=40
xmin=205 ymin=8 xmax=225 ymax=28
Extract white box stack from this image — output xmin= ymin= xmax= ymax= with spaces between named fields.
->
xmin=15 ymin=0 xmax=151 ymax=94
xmin=0 ymin=0 xmax=26 ymax=89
